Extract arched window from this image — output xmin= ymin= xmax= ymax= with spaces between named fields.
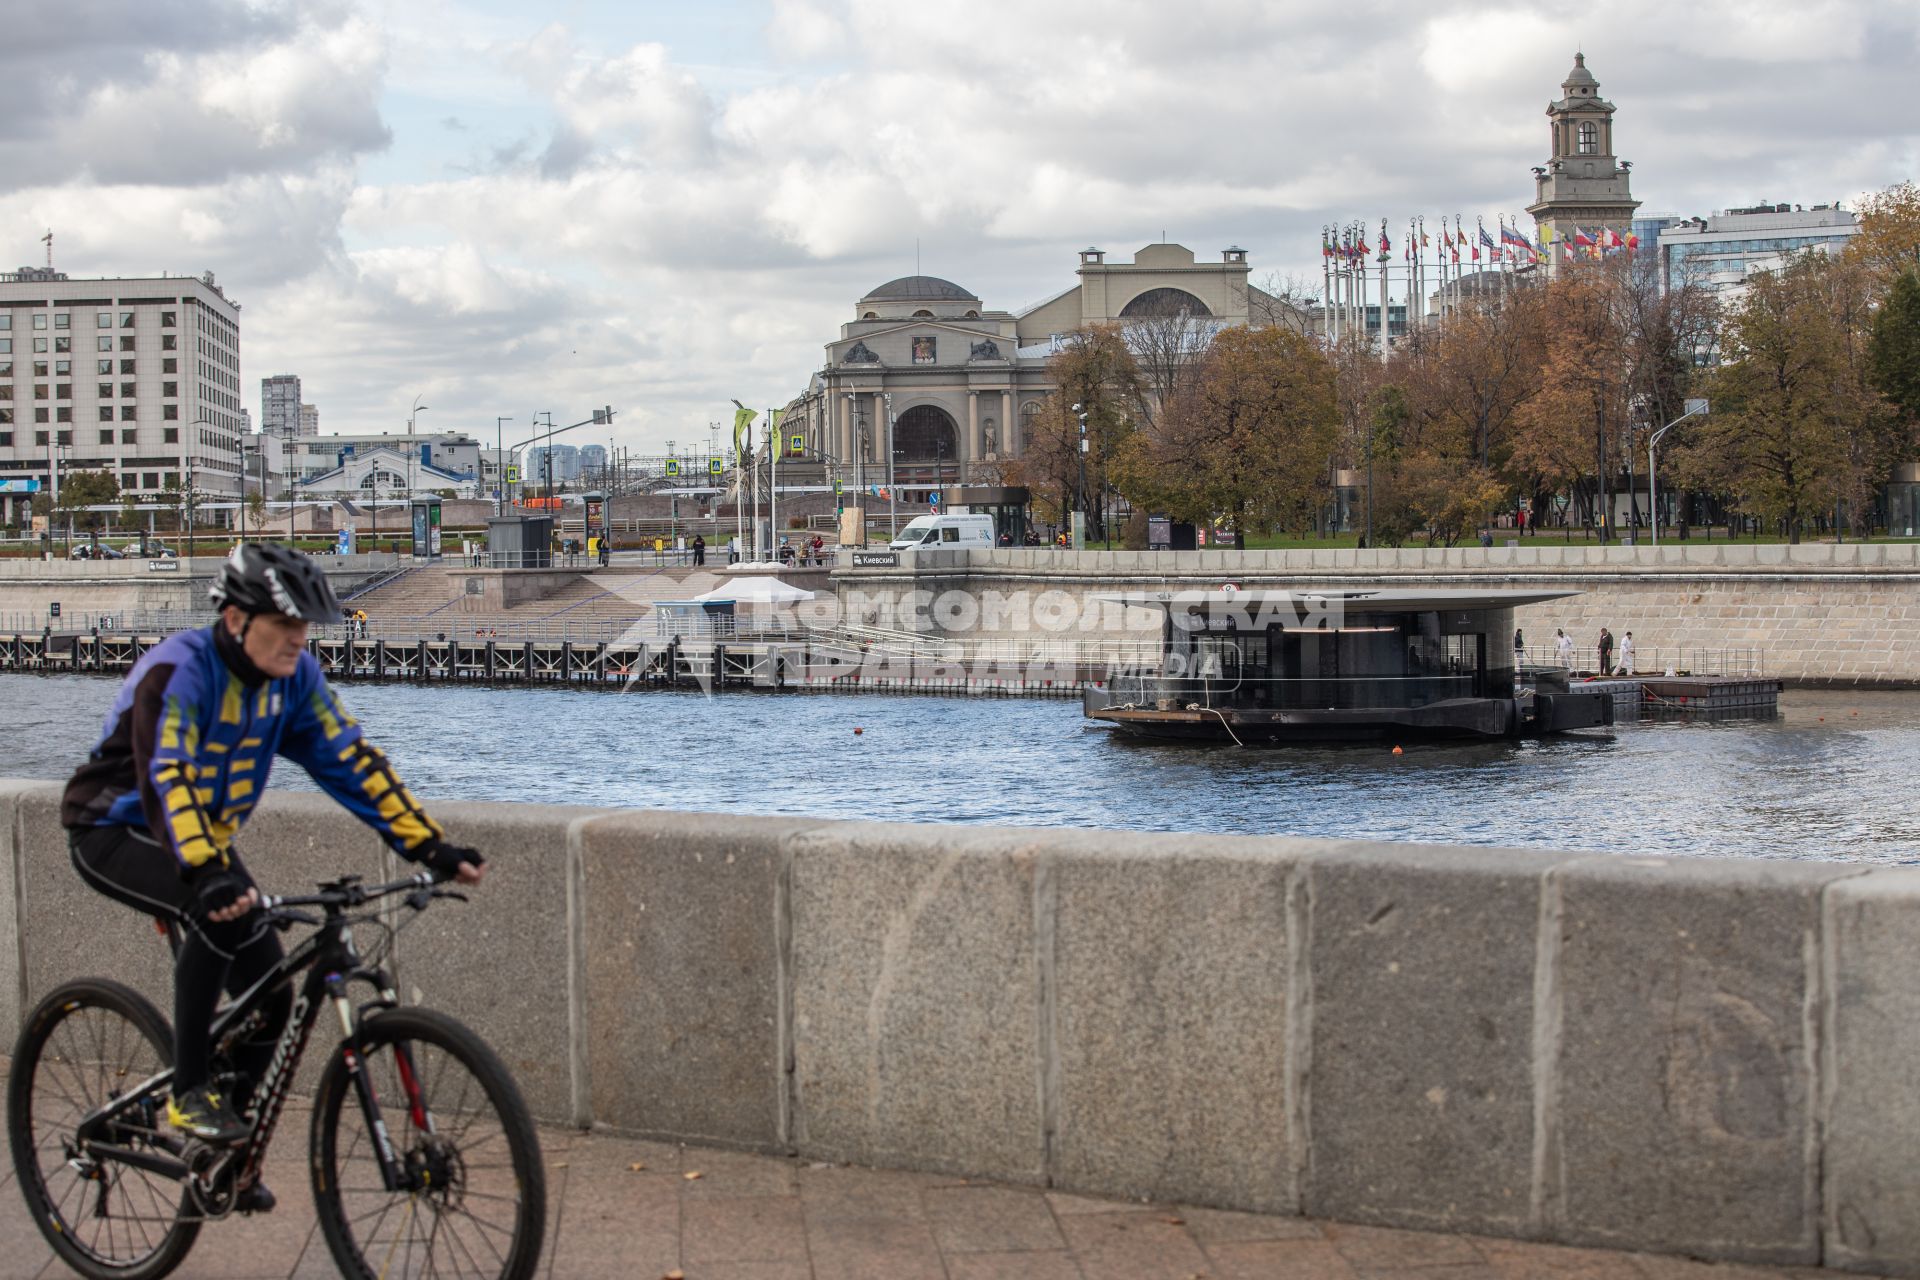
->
xmin=912 ymin=310 xmax=934 ymax=319
xmin=1577 ymin=122 xmax=1597 ymax=155
xmin=862 ymin=311 xmax=877 ymax=320
xmin=1119 ymin=288 xmax=1212 ymax=319
xmin=965 ymin=310 xmax=980 ymax=319
xmin=1019 ymin=400 xmax=1041 ymax=451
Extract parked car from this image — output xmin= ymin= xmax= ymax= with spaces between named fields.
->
xmin=68 ymin=544 xmax=124 ymax=560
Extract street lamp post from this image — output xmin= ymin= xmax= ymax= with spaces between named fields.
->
xmin=882 ymin=391 xmax=897 ymax=539
xmin=494 ymin=416 xmax=513 ymax=516
xmin=408 ymin=395 xmax=429 ymax=540
xmin=1072 ymin=402 xmax=1090 ymax=549
xmin=1648 ymin=399 xmax=1709 ymax=547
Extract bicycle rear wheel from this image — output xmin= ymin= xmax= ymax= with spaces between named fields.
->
xmin=7 ymin=979 xmax=199 ymax=1280
xmin=310 ymin=1006 xmax=545 ymax=1280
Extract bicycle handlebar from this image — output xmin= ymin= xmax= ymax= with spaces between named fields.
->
xmin=259 ymin=870 xmax=444 ymax=915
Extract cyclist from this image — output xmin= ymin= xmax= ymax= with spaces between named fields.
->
xmin=60 ymin=543 xmax=484 ymax=1191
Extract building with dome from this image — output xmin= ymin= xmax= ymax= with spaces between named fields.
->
xmin=781 ymin=243 xmax=1297 ymax=492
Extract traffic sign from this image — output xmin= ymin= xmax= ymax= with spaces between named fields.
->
xmin=665 ymin=460 xmax=681 ymax=477
xmin=708 ymin=458 xmax=723 ymax=475
xmin=505 ymin=465 xmax=520 ymax=483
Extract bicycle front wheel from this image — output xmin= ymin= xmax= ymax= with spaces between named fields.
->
xmin=7 ymin=979 xmax=199 ymax=1280
xmin=310 ymin=1006 xmax=546 ymax=1280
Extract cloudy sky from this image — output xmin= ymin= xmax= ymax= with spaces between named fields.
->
xmin=8 ymin=0 xmax=1916 ymax=452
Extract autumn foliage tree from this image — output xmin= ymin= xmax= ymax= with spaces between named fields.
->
xmin=1116 ymin=326 xmax=1340 ymax=546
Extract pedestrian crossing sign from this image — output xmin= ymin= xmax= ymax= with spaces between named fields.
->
xmin=708 ymin=458 xmax=723 ymax=475
xmin=505 ymin=465 xmax=519 ymax=483
xmin=665 ymin=460 xmax=681 ymax=477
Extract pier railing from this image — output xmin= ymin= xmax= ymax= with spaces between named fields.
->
xmin=1519 ymin=644 xmax=1764 ymax=677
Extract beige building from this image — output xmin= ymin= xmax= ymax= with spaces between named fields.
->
xmin=0 ymin=266 xmax=245 ymax=525
xmin=1526 ymin=53 xmax=1639 ymax=268
xmin=785 ymin=243 xmax=1295 ymax=490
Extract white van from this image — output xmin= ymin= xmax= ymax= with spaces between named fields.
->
xmin=888 ymin=513 xmax=997 ymax=551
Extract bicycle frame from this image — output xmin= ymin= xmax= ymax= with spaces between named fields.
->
xmin=70 ymin=878 xmax=436 ymax=1208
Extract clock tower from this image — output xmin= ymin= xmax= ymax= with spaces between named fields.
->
xmin=1526 ymin=53 xmax=1639 ymax=268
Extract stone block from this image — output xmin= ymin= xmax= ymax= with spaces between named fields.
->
xmin=1048 ymin=830 xmax=1299 ymax=1212
xmin=788 ymin=822 xmax=1047 ymax=1182
xmin=391 ymin=798 xmax=606 ymax=1126
xmin=1821 ymin=868 xmax=1920 ymax=1274
xmin=0 ymin=779 xmax=59 ymax=1047
xmin=1303 ymin=842 xmax=1570 ymax=1236
xmin=1551 ymin=855 xmax=1855 ymax=1264
xmin=579 ymin=809 xmax=823 ymax=1148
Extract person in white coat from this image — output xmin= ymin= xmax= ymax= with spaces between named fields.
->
xmin=1619 ymin=631 xmax=1636 ymax=675
xmin=1554 ymin=628 xmax=1574 ymax=667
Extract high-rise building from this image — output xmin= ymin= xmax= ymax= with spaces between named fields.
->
xmin=1527 ymin=53 xmax=1639 ymax=270
xmin=0 ymin=266 xmax=246 ymax=525
xmin=578 ymin=444 xmax=608 ymax=483
xmin=298 ymin=403 xmax=319 ymax=436
xmin=524 ymin=443 xmax=579 ymax=490
xmin=261 ymin=374 xmax=300 ymax=440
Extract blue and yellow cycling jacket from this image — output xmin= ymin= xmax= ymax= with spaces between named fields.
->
xmin=61 ymin=626 xmax=444 ymax=872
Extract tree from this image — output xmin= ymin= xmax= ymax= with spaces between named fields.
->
xmin=1021 ymin=326 xmax=1143 ymax=541
xmin=1119 ymin=326 xmax=1340 ymax=546
xmin=1510 ymin=266 xmax=1635 ymax=534
xmin=1871 ymin=269 xmax=1920 ymax=427
xmin=56 ymin=468 xmax=119 ymax=531
xmin=1672 ymin=253 xmax=1881 ymax=542
xmin=1849 ymin=181 xmax=1920 ymax=295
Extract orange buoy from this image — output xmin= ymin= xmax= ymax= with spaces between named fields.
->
xmin=1392 ymin=745 xmax=1404 ymax=755
xmin=854 ymin=727 xmax=863 ymax=735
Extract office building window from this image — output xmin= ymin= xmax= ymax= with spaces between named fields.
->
xmin=121 ymin=429 xmax=137 ymax=443
xmin=34 ymin=384 xmax=46 ymax=399
xmin=121 ymin=406 xmax=137 ymax=421
xmin=0 ymin=362 xmax=9 ymax=377
xmin=163 ymin=472 xmax=177 ymax=487
xmin=0 ymin=385 xmax=9 ymax=402
xmin=98 ymin=429 xmax=113 ymax=443
xmin=32 ymin=315 xmax=46 ymax=330
xmin=162 ymin=381 xmax=177 ymax=397
xmin=97 ymin=312 xmax=112 ymax=329
xmin=120 ymin=360 xmax=135 ymax=375
xmin=99 ymin=383 xmax=113 ymax=399
xmin=53 ymin=313 xmax=68 ymax=329
xmin=122 ymin=472 xmax=137 ymax=488
xmin=161 ymin=311 xmax=176 ymax=327
xmin=162 ymin=358 xmax=177 ymax=374
xmin=0 ymin=314 xmax=9 ymax=329
xmin=119 ymin=337 xmax=134 ymax=352
xmin=35 ymin=430 xmax=49 ymax=445
xmin=55 ymin=383 xmax=70 ymax=399
xmin=144 ymin=472 xmax=160 ymax=489
xmin=0 ymin=339 xmax=10 ymax=353
xmin=96 ymin=359 xmax=111 ymax=375
xmin=162 ymin=404 xmax=178 ymax=421
xmin=0 ymin=431 xmax=10 ymax=444
xmin=55 ymin=410 xmax=71 ymax=425
xmin=33 ymin=362 xmax=47 ymax=377
xmin=121 ymin=382 xmax=136 ymax=397
xmin=98 ymin=407 xmax=113 ymax=421
xmin=55 ymin=427 xmax=71 ymax=442
xmin=161 ymin=334 xmax=177 ymax=351
xmin=33 ymin=338 xmax=47 ymax=353
xmin=34 ymin=408 xmax=48 ymax=423
xmin=120 ymin=312 xmax=135 ymax=328
xmin=97 ymin=336 xmax=111 ymax=352
xmin=54 ymin=360 xmax=68 ymax=375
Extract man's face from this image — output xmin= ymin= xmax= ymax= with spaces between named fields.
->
xmin=223 ymin=607 xmax=310 ymax=678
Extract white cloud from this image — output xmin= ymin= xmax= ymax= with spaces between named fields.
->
xmin=10 ymin=0 xmax=1918 ymax=450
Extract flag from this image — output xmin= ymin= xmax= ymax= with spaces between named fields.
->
xmin=1541 ymin=223 xmax=1556 ymax=244
xmin=1626 ymin=232 xmax=1640 ymax=251
xmin=1573 ymin=228 xmax=1595 ymax=247
xmin=770 ymin=407 xmax=789 ymax=455
xmin=1441 ymin=225 xmax=1451 ymax=248
xmin=1420 ymin=226 xmax=1431 ymax=248
xmin=1379 ymin=228 xmax=1390 ymax=256
xmin=730 ymin=403 xmax=755 ymax=457
xmin=1322 ymin=231 xmax=1332 ymax=258
xmin=1478 ymin=225 xmax=1497 ymax=250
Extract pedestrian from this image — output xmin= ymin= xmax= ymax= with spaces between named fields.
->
xmin=998 ymin=530 xmax=1011 ymax=546
xmin=1513 ymin=628 xmax=1525 ymax=664
xmin=810 ymin=534 xmax=824 ymax=564
xmin=1554 ymin=628 xmax=1573 ymax=666
xmin=1597 ymin=627 xmax=1614 ymax=676
xmin=692 ymin=534 xmax=706 ymax=566
xmin=727 ymin=535 xmax=739 ymax=564
xmin=1619 ymin=631 xmax=1636 ymax=675
xmin=598 ymin=537 xmax=610 ymax=568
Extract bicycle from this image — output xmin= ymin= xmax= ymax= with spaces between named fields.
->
xmin=7 ymin=871 xmax=546 ymax=1280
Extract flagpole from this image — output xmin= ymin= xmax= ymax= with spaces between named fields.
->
xmin=1322 ymin=227 xmax=1332 ymax=344
xmin=769 ymin=408 xmax=779 ymax=562
xmin=1377 ymin=218 xmax=1390 ymax=363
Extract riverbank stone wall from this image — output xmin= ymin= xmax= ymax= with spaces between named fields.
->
xmin=5 ymin=785 xmax=1919 ymax=1273
xmin=831 ymin=542 xmax=1920 ymax=684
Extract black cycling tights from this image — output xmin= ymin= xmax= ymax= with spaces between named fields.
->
xmin=70 ymin=826 xmax=293 ymax=1098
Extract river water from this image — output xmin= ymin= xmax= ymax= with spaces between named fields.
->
xmin=4 ymin=673 xmax=1915 ymax=863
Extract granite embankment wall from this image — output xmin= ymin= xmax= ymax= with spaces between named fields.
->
xmin=836 ymin=542 xmax=1920 ymax=684
xmin=5 ymin=783 xmax=1918 ymax=1274
xmin=0 ymin=555 xmax=398 ymax=624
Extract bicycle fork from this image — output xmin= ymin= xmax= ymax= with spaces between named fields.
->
xmin=326 ymin=973 xmax=437 ymax=1195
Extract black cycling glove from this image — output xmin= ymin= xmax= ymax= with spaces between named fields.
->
xmin=414 ymin=839 xmax=485 ymax=882
xmin=190 ymin=866 xmax=255 ymax=922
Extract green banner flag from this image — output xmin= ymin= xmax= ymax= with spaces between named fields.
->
xmin=731 ymin=405 xmax=755 ymax=457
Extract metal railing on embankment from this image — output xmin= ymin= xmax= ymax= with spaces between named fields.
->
xmin=1519 ymin=644 xmax=1764 ymax=678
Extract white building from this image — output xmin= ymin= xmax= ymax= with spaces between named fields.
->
xmin=1660 ymin=204 xmax=1859 ymax=300
xmin=257 ymin=429 xmax=484 ymax=499
xmin=298 ymin=403 xmax=319 ymax=436
xmin=295 ymin=444 xmax=481 ymax=501
xmin=0 ymin=266 xmax=245 ymax=525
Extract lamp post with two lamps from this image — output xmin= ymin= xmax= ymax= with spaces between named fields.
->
xmin=407 ymin=394 xmax=429 ymax=532
xmin=1072 ymin=402 xmax=1090 ymax=549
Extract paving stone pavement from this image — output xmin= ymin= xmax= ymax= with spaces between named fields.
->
xmin=0 ymin=1113 xmax=1843 ymax=1280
